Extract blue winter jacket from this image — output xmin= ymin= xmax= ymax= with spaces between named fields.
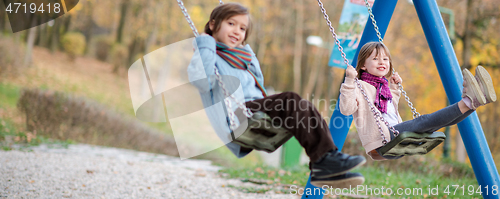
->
xmin=187 ymin=35 xmax=265 ymax=158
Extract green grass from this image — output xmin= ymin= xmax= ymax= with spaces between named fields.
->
xmin=219 ymin=163 xmax=483 ymax=198
xmin=358 ymin=166 xmax=481 ymax=198
xmin=0 ymin=118 xmax=18 ymax=137
xmin=0 ymin=117 xmax=74 ymax=150
xmin=0 ymin=83 xmax=20 ymax=108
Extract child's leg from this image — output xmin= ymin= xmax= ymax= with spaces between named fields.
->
xmin=245 ymin=92 xmax=366 ymax=181
xmin=443 ymin=109 xmax=474 ymax=127
xmin=393 ymin=66 xmax=497 ymax=134
xmin=245 ymin=92 xmax=336 ymax=162
xmin=393 ymin=102 xmax=473 ymax=133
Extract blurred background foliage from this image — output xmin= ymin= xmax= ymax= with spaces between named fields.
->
xmin=0 ymin=0 xmax=499 ymax=173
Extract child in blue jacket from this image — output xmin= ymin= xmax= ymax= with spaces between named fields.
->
xmin=188 ymin=2 xmax=365 ymax=188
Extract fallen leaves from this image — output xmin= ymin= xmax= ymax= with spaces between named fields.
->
xmin=254 ymin=167 xmax=264 ymax=174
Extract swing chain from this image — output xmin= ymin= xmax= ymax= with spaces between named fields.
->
xmin=363 ymin=0 xmax=383 ymax=43
xmin=214 ymin=67 xmax=254 ymax=130
xmin=356 ymin=78 xmax=400 ymax=144
xmin=362 ymin=0 xmax=421 ymax=119
xmin=317 ymin=0 xmax=351 ymax=68
xmin=176 ymin=0 xmax=199 ymax=37
xmin=399 ymin=84 xmax=421 ymax=118
xmin=357 ymin=79 xmax=388 ymax=143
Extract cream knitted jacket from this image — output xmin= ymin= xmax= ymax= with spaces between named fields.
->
xmin=339 ymin=76 xmax=403 ymax=160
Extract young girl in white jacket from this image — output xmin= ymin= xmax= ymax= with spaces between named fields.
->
xmin=340 ymin=42 xmax=496 ymax=160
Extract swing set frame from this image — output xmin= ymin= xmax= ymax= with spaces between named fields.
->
xmin=322 ymin=1 xmax=498 ymax=198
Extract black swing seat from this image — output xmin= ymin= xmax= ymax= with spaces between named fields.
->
xmin=378 ymin=131 xmax=446 ymax=157
xmin=230 ymin=111 xmax=292 ymax=153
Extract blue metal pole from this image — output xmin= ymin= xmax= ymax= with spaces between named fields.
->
xmin=413 ymin=0 xmax=500 ymax=197
xmin=301 ymin=1 xmax=398 ymax=198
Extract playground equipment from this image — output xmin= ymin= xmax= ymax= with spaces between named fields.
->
xmin=302 ymin=0 xmax=499 ymax=198
xmin=175 ymin=0 xmax=499 ymax=198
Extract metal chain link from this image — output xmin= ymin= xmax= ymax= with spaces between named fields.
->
xmin=356 ymin=77 xmax=401 ymax=143
xmin=363 ymin=0 xmax=421 ymax=119
xmin=316 ymin=0 xmax=351 ymax=68
xmin=401 ymin=87 xmax=420 ymax=118
xmin=177 ymin=0 xmax=253 ymax=130
xmin=356 ymin=80 xmax=389 ymax=143
xmin=176 ymin=0 xmax=199 ymax=37
xmin=214 ymin=67 xmax=254 ymax=130
xmin=363 ymin=0 xmax=383 ymax=43
xmin=317 ymin=0 xmax=400 ymax=144
xmin=356 ymin=76 xmax=401 ymax=143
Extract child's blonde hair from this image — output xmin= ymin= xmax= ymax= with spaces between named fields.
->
xmin=204 ymin=3 xmax=252 ymax=44
xmin=356 ymin=42 xmax=393 ymax=79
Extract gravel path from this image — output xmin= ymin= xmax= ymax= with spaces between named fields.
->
xmin=0 ymin=144 xmax=300 ymax=198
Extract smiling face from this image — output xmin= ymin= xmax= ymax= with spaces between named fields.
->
xmin=356 ymin=42 xmax=393 ymax=79
xmin=361 ymin=49 xmax=391 ymax=78
xmin=210 ymin=14 xmax=249 ymax=48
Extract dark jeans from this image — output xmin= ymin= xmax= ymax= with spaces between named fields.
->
xmin=393 ymin=102 xmax=474 ymax=133
xmin=244 ymin=92 xmax=337 ymax=162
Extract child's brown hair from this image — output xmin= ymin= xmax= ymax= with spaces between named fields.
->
xmin=356 ymin=42 xmax=393 ymax=79
xmin=204 ymin=3 xmax=252 ymax=44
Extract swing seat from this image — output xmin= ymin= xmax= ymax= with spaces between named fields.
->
xmin=378 ymin=131 xmax=446 ymax=157
xmin=231 ymin=111 xmax=292 ymax=153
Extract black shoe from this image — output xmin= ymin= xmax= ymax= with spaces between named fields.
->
xmin=311 ymin=172 xmax=365 ymax=188
xmin=311 ymin=150 xmax=366 ymax=179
